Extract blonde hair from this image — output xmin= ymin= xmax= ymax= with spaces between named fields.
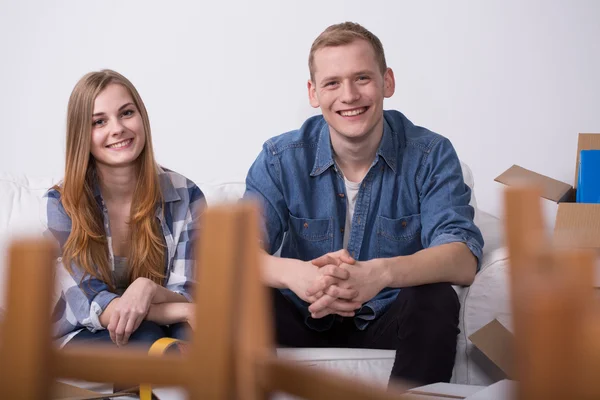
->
xmin=308 ymin=21 xmax=387 ymax=81
xmin=57 ymin=69 xmax=165 ymax=290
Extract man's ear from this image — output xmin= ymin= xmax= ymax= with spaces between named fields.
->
xmin=308 ymin=79 xmax=320 ymax=108
xmin=383 ymin=68 xmax=395 ymax=98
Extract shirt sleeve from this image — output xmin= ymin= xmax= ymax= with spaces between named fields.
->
xmin=243 ymin=143 xmax=289 ymax=255
xmin=417 ymin=138 xmax=485 ymax=269
xmin=164 ymin=184 xmax=206 ymax=301
xmin=43 ymin=190 xmax=118 ymax=335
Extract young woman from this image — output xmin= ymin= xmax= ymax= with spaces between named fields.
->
xmin=44 ymin=70 xmax=205 ymax=349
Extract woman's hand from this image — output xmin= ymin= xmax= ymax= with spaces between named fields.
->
xmin=107 ymin=277 xmax=157 ymax=346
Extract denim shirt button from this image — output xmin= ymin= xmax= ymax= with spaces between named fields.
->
xmin=401 ymin=221 xmax=407 ymax=228
xmin=340 ymin=227 xmax=344 ymax=233
xmin=303 ymin=222 xmax=309 ymax=229
xmin=338 ymin=193 xmax=345 ymax=198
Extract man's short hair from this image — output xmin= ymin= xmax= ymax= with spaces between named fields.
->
xmin=308 ymin=22 xmax=387 ymax=81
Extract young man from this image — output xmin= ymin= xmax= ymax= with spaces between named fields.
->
xmin=244 ymin=22 xmax=484 ymax=385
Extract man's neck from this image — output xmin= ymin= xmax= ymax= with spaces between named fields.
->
xmin=96 ymin=163 xmax=138 ymax=204
xmin=330 ymin=120 xmax=384 ymax=183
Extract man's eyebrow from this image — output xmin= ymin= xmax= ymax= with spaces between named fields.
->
xmin=319 ymin=75 xmax=340 ymax=82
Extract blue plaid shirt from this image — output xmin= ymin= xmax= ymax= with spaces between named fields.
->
xmin=43 ymin=167 xmax=205 ymax=345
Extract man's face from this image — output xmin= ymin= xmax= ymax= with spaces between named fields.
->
xmin=308 ymin=39 xmax=395 ymax=142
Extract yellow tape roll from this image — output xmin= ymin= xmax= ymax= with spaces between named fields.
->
xmin=139 ymin=337 xmax=182 ymax=400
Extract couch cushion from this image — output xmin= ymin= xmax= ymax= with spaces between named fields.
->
xmin=0 ymin=172 xmax=58 ymax=234
xmin=277 ymin=347 xmax=395 ymax=387
xmin=0 ymin=173 xmax=59 ymax=308
xmin=197 ymin=181 xmax=246 ymax=206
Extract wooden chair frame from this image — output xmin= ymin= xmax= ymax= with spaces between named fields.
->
xmin=0 ymin=202 xmax=413 ymax=399
xmin=504 ymin=186 xmax=600 ymax=400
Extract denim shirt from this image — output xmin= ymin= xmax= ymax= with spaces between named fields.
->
xmin=244 ymin=110 xmax=484 ymax=331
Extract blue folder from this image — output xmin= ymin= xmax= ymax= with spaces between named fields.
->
xmin=577 ymin=150 xmax=600 ymax=203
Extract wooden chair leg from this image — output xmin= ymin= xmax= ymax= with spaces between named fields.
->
xmin=233 ymin=202 xmax=273 ymax=400
xmin=188 ymin=204 xmax=241 ymax=400
xmin=0 ymin=239 xmax=55 ymax=399
xmin=504 ymin=186 xmax=598 ymax=400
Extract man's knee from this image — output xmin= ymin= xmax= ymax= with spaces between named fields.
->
xmin=401 ymin=282 xmax=459 ymax=319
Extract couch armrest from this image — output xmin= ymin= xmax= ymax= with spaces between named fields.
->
xmin=476 ymin=210 xmax=504 ymax=258
xmin=465 ymin=247 xmax=511 ymax=331
xmin=460 ymin=247 xmax=512 ymax=386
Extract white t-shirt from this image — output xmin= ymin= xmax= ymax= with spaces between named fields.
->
xmin=343 ymin=177 xmax=362 ymax=249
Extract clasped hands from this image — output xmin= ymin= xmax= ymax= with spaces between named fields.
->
xmin=291 ymin=249 xmax=388 ymax=319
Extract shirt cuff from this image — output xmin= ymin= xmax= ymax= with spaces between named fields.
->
xmin=174 ymin=290 xmax=193 ymax=302
xmin=86 ymin=291 xmax=119 ymax=332
xmin=430 ymin=233 xmax=483 ymax=271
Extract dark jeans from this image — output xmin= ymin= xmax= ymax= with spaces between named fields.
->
xmin=273 ymin=283 xmax=460 ymax=386
xmin=64 ymin=321 xmax=191 ymax=351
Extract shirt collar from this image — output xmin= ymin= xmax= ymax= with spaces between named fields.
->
xmin=310 ymin=122 xmax=336 ymax=176
xmin=377 ymin=117 xmax=397 ymax=173
xmin=157 ymin=166 xmax=181 ymax=203
xmin=310 ymin=117 xmax=398 ymax=177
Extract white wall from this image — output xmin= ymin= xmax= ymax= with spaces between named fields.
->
xmin=2 ymin=0 xmax=600 ymax=222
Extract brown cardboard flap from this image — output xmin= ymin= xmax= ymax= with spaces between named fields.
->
xmin=554 ymin=203 xmax=600 ymax=249
xmin=495 ymin=165 xmax=573 ymax=203
xmin=574 ymin=133 xmax=600 ymax=188
xmin=468 ymin=319 xmax=514 ymax=378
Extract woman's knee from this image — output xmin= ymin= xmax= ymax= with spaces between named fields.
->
xmin=128 ymin=321 xmax=168 ymax=344
xmin=169 ymin=322 xmax=192 ymax=341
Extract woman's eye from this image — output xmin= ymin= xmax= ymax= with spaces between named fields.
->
xmin=122 ymin=109 xmax=134 ymax=117
xmin=93 ymin=119 xmax=105 ymax=127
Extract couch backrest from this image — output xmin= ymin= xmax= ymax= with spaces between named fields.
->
xmin=0 ymin=161 xmax=478 ymax=307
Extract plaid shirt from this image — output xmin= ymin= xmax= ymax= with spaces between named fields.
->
xmin=43 ymin=167 xmax=205 ymax=346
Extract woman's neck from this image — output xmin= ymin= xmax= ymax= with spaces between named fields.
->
xmin=96 ymin=163 xmax=138 ymax=203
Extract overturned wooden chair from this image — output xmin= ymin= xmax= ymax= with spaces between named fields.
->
xmin=504 ymin=186 xmax=600 ymax=400
xmin=0 ymin=202 xmax=412 ymax=399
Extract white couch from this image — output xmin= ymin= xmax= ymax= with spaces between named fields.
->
xmin=0 ymin=162 xmax=511 ymax=387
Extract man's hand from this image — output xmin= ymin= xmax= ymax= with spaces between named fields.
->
xmin=303 ymin=250 xmax=364 ymax=319
xmin=284 ymin=254 xmax=361 ymax=319
xmin=306 ymin=250 xmax=358 ymax=301
xmin=307 ymin=258 xmax=389 ymax=319
xmin=107 ymin=277 xmax=157 ymax=346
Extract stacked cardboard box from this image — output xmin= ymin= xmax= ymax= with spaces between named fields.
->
xmin=495 ymin=133 xmax=600 ymax=249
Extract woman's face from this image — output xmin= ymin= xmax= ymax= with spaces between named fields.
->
xmin=90 ymin=83 xmax=146 ymax=169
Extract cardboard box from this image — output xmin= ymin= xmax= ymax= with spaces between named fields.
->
xmin=52 ymin=382 xmax=137 ymax=400
xmin=495 ymin=133 xmax=600 ymax=249
xmin=403 ymin=382 xmax=485 ymax=399
xmin=468 ymin=319 xmax=515 ymax=379
xmin=464 ymin=379 xmax=516 ymax=400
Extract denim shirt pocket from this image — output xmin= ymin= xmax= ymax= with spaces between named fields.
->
xmin=288 ymin=213 xmax=334 ymax=259
xmin=376 ymin=214 xmax=423 ymax=258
